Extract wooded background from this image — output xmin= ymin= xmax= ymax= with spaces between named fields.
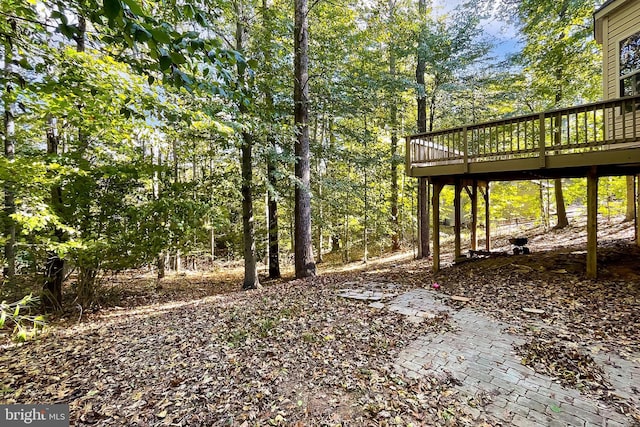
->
xmin=0 ymin=0 xmax=631 ymax=308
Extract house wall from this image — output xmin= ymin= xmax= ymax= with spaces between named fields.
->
xmin=600 ymin=0 xmax=640 ymax=100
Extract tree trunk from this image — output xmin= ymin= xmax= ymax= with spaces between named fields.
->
xmin=343 ymin=214 xmax=349 ymax=263
xmin=236 ymin=1 xmax=260 ymax=290
xmin=155 ymin=145 xmax=165 ymax=280
xmin=551 ymin=62 xmax=569 ymax=229
xmin=157 ymin=252 xmax=165 ymax=279
xmin=267 ymin=172 xmax=281 ymax=278
xmin=43 ymin=114 xmax=65 ymax=310
xmin=554 ymin=178 xmax=569 ymax=229
xmin=415 ymin=0 xmax=430 ymax=259
xmin=263 ymin=0 xmax=281 ymax=279
xmin=2 ymin=20 xmax=16 ymax=281
xmin=331 ymin=235 xmax=340 ymax=252
xmin=315 ymin=171 xmax=324 ymax=264
xmin=626 ymin=176 xmax=635 ymax=222
xmin=363 ymin=118 xmax=369 ymax=264
xmin=416 ymin=0 xmax=427 ymax=134
xmin=389 ymin=1 xmax=400 ymax=252
xmin=294 ymin=0 xmax=316 ymax=278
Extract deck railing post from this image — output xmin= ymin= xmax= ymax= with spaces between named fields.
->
xmin=539 ymin=112 xmax=546 ymax=168
xmin=463 ymin=126 xmax=468 ymax=173
xmin=405 ymin=136 xmax=412 ymax=176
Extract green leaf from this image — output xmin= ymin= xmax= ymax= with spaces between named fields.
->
xmin=550 ymin=404 xmax=562 ymax=413
xmin=103 ymin=0 xmax=122 ymax=19
xmin=121 ymin=0 xmax=144 ymax=15
xmin=133 ymin=25 xmax=152 ymax=42
xmin=159 ymin=55 xmax=172 ymax=71
xmin=170 ymin=52 xmax=187 ymax=65
xmin=149 ymin=27 xmax=171 ymax=44
xmin=18 ymin=58 xmax=33 ymax=70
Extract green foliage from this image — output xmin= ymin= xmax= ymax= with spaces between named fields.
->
xmin=0 ymin=295 xmax=46 ymax=342
xmin=515 ymin=0 xmax=601 ymax=107
xmin=0 ymin=0 xmax=616 ymax=306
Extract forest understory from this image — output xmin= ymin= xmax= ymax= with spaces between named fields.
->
xmin=1 ymin=217 xmax=639 ymax=426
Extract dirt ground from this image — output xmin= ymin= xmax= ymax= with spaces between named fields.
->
xmin=0 ymin=217 xmax=638 ymax=425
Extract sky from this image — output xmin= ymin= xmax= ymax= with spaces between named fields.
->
xmin=431 ymin=0 xmax=523 ymax=61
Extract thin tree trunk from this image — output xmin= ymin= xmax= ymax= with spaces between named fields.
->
xmin=554 ymin=178 xmax=569 ymax=229
xmin=263 ymin=0 xmax=281 ymax=279
xmin=626 ymin=176 xmax=635 ymax=222
xmin=294 ymin=0 xmax=316 ymax=278
xmin=43 ymin=115 xmax=64 ymax=310
xmin=551 ymin=36 xmax=569 ymax=229
xmin=236 ymin=1 xmax=260 ymax=289
xmin=267 ymin=167 xmax=281 ymax=278
xmin=2 ymin=21 xmax=16 ymax=281
xmin=155 ymin=146 xmax=165 ymax=279
xmin=363 ymin=118 xmax=369 ymax=263
xmin=415 ymin=0 xmax=430 ymax=259
xmin=539 ymin=181 xmax=546 ymax=229
xmin=416 ymin=0 xmax=427 ymax=135
xmin=343 ymin=214 xmax=349 ymax=263
xmin=389 ymin=0 xmax=400 ymax=251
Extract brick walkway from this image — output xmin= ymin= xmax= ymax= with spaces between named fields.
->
xmin=344 ymin=287 xmax=638 ymax=426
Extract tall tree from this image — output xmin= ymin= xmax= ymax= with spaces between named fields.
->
xmin=294 ymin=0 xmax=316 ymax=278
xmin=513 ymin=0 xmax=601 ymax=228
xmin=261 ymin=0 xmax=281 ymax=279
xmin=235 ymin=0 xmax=260 ymax=290
xmin=415 ymin=0 xmax=429 ymax=259
xmin=388 ymin=0 xmax=401 ymax=252
xmin=2 ymin=18 xmax=17 ymax=280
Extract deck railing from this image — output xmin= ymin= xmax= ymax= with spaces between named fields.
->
xmin=406 ymin=95 xmax=640 ymax=172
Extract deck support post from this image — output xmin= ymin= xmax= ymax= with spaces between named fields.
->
xmin=587 ymin=167 xmax=598 ymax=279
xmin=470 ymin=181 xmax=478 ymax=251
xmin=432 ymin=181 xmax=443 ymax=273
xmin=636 ymin=175 xmax=639 ymax=247
xmin=481 ymin=183 xmax=491 ymax=251
xmin=417 ymin=178 xmax=429 ymax=258
xmin=454 ymin=179 xmax=462 ymax=260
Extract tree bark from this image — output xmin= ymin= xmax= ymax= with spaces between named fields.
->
xmin=363 ymin=118 xmax=369 ymax=263
xmin=267 ymin=160 xmax=281 ymax=278
xmin=236 ymin=0 xmax=260 ymax=289
xmin=552 ymin=52 xmax=569 ymax=229
xmin=625 ymin=176 xmax=635 ymax=222
xmin=43 ymin=115 xmax=65 ymax=310
xmin=416 ymin=0 xmax=427 ymax=134
xmin=2 ymin=19 xmax=16 ymax=281
xmin=389 ymin=0 xmax=400 ymax=251
xmin=155 ymin=145 xmax=165 ymax=280
xmin=554 ymin=178 xmax=569 ymax=229
xmin=415 ymin=0 xmax=430 ymax=259
xmin=294 ymin=0 xmax=316 ymax=278
xmin=263 ymin=0 xmax=281 ymax=279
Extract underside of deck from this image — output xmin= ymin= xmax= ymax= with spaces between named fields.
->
xmin=409 ymin=146 xmax=640 ymax=182
xmin=406 ymin=96 xmax=640 ymax=278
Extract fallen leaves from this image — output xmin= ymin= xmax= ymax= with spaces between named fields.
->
xmin=0 ymin=221 xmax=638 ymax=425
xmin=0 ymin=274 xmax=473 ymax=426
xmin=514 ymin=337 xmax=612 ymax=393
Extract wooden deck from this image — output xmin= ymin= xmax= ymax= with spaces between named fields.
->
xmin=405 ymin=95 xmax=640 ymax=278
xmin=406 ymin=95 xmax=640 ymax=181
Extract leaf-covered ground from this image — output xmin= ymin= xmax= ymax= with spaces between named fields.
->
xmin=1 ymin=272 xmax=491 ymax=426
xmin=1 ymin=218 xmax=639 ymax=425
